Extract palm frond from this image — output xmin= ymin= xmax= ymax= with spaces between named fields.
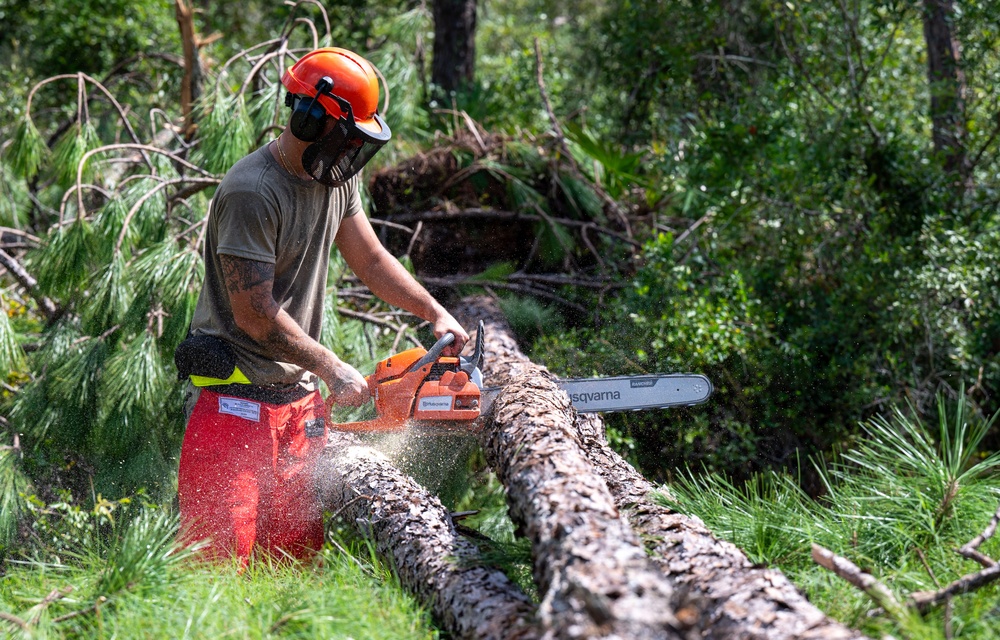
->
xmin=558 ymin=173 xmax=605 ymax=220
xmin=536 ymin=220 xmax=574 ymax=267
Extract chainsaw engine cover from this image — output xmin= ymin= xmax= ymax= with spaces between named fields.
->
xmin=412 ymin=365 xmax=480 ymax=420
xmin=335 ymin=345 xmax=482 ymax=433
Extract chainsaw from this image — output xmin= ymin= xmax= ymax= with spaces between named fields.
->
xmin=332 ymin=322 xmax=713 ymax=434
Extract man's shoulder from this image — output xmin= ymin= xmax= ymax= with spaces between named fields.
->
xmin=218 ymin=146 xmax=274 ymax=195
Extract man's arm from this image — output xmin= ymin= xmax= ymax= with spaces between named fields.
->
xmin=220 ymin=254 xmax=369 ymax=406
xmin=335 ymin=214 xmax=469 ymax=354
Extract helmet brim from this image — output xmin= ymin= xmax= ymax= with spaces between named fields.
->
xmin=356 ymin=113 xmax=391 ymax=142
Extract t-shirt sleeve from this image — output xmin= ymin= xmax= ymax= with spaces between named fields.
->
xmin=344 ymin=175 xmax=363 ymax=219
xmin=213 ymin=191 xmax=279 ymax=263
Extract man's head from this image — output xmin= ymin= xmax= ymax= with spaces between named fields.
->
xmin=280 ymin=48 xmax=391 ymax=186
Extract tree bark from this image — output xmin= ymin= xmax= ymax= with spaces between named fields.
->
xmin=455 ymin=296 xmax=864 ymax=639
xmin=315 ymin=431 xmax=539 ymax=640
xmin=431 ymin=0 xmax=477 ymax=94
xmin=922 ymin=0 xmax=967 ymax=181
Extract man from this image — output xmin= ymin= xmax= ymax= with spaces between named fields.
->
xmin=176 ymin=47 xmax=468 ymax=567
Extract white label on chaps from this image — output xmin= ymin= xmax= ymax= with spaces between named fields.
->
xmin=218 ymin=397 xmax=261 ymax=421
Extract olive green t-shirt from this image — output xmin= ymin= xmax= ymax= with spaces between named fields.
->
xmin=190 ymin=144 xmax=362 ymax=388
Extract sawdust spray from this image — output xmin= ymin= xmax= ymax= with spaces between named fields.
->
xmin=364 ymin=421 xmax=479 ymax=505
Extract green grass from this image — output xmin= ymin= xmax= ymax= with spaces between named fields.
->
xmin=1 ymin=509 xmax=436 ymax=639
xmin=660 ymin=394 xmax=1000 ymax=639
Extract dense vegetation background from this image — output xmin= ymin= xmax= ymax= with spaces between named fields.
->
xmin=1 ymin=0 xmax=999 ymax=637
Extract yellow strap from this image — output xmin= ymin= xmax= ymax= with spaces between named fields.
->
xmin=190 ymin=366 xmax=252 ymax=387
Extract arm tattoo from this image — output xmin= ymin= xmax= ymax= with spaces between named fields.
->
xmin=221 ymin=255 xmax=278 ymax=317
xmin=221 ymin=255 xmax=274 ymax=294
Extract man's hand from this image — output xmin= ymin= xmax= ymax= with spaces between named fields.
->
xmin=322 ymin=357 xmax=370 ymax=408
xmin=432 ymin=311 xmax=469 ymax=357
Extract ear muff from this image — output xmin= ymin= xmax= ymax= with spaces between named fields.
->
xmin=288 ymin=93 xmax=329 ymax=142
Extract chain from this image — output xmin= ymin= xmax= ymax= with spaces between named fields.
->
xmin=275 ymin=138 xmax=309 ymax=180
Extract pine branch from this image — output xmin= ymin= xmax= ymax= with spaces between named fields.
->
xmin=957 ymin=500 xmax=1000 ymax=568
xmin=811 ymin=544 xmax=908 ymax=620
xmin=0 ymin=248 xmax=59 ymax=321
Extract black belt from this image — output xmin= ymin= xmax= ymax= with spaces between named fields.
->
xmin=207 ymin=383 xmax=314 ymax=405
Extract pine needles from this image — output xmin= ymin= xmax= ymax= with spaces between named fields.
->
xmin=0 ymin=294 xmax=25 ymax=374
xmin=0 ymin=448 xmax=30 ymax=555
xmin=196 ymin=91 xmax=255 ymax=174
xmin=6 ymin=117 xmax=49 ymax=179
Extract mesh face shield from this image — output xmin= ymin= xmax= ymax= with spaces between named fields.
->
xmin=293 ymin=93 xmax=391 ymax=187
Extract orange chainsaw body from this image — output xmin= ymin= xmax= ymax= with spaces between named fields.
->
xmin=333 ymin=346 xmax=482 ymax=433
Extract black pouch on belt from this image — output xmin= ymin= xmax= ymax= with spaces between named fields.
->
xmin=174 ymin=335 xmax=237 ymax=381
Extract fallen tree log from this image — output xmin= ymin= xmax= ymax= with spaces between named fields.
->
xmin=485 ymin=372 xmax=684 ymax=639
xmin=456 ymin=296 xmax=863 ymax=640
xmin=315 ymin=431 xmax=539 ymax=640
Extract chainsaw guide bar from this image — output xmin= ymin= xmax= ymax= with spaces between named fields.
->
xmin=332 ymin=322 xmax=713 ymax=434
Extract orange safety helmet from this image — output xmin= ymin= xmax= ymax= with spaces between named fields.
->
xmin=281 ymin=47 xmax=385 ymax=137
xmin=280 ymin=48 xmax=391 ymax=185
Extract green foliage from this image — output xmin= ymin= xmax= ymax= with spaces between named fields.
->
xmin=1 ymin=503 xmax=435 ymax=638
xmin=535 ymin=233 xmax=769 ymax=477
xmin=81 ymin=253 xmax=131 ymax=333
xmin=663 ymin=394 xmax=1000 ymax=636
xmin=30 ymin=219 xmax=96 ymax=299
xmin=0 ymin=294 xmax=25 ymax=374
xmin=0 ymin=448 xmax=30 ymax=556
xmin=195 ymin=91 xmax=255 ymax=174
xmin=497 ymin=294 xmax=563 ymax=348
xmin=91 ymin=509 xmax=193 ymax=598
xmin=6 ymin=117 xmax=49 ymax=179
xmin=48 ymin=121 xmax=101 ymax=189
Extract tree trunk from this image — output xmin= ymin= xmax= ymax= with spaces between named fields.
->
xmin=482 ymin=370 xmax=684 ymax=639
xmin=315 ymin=431 xmax=539 ymax=640
xmin=455 ymin=296 xmax=864 ymax=639
xmin=922 ymin=0 xmax=967 ymax=181
xmin=431 ymin=0 xmax=477 ymax=94
xmin=175 ymin=0 xmax=204 ymax=138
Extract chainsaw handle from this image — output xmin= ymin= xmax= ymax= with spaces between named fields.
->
xmin=410 ymin=332 xmax=456 ymax=371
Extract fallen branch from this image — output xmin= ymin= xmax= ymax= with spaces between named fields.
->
xmin=957 ymin=500 xmax=1000 ymax=568
xmin=909 ymin=562 xmax=1000 ymax=612
xmin=811 ymin=544 xmax=908 ymax=620
xmin=909 ymin=499 xmax=1000 ymax=612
